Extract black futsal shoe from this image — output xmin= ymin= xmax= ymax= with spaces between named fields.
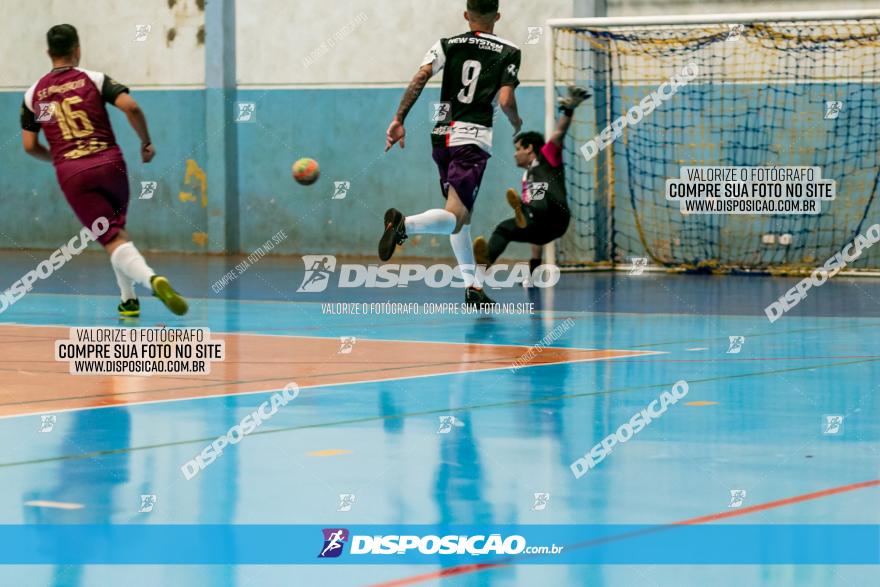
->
xmin=465 ymin=286 xmax=497 ymax=309
xmin=118 ymin=298 xmax=140 ymax=318
xmin=378 ymin=208 xmax=407 ymax=261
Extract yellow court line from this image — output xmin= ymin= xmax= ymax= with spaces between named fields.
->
xmin=308 ymin=449 xmax=353 ymax=457
xmin=24 ymin=500 xmax=84 ymax=510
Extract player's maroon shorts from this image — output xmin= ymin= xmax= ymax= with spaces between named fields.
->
xmin=432 ymin=144 xmax=491 ymax=211
xmin=58 ymin=161 xmax=129 ymax=246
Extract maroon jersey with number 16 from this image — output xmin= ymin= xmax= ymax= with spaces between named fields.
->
xmin=21 ymin=67 xmax=129 ymax=183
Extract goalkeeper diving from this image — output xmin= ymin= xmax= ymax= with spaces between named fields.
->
xmin=473 ymin=86 xmax=590 ymax=276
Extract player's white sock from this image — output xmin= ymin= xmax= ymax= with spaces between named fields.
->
xmin=404 ymin=209 xmax=456 ymax=235
xmin=112 ymin=265 xmax=136 ymax=301
xmin=110 ymin=242 xmax=156 ymax=289
xmin=450 ymin=225 xmax=482 ymax=289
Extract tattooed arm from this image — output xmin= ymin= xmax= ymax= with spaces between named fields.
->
xmin=385 ymin=64 xmax=433 ymax=152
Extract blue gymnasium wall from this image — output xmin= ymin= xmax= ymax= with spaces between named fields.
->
xmin=0 ymin=0 xmax=563 ymax=261
xmin=0 ymin=86 xmax=541 ymax=261
xmin=0 ymin=90 xmax=207 ymax=252
xmin=4 ymin=80 xmax=877 ymax=267
xmin=235 ymin=86 xmax=543 ymax=260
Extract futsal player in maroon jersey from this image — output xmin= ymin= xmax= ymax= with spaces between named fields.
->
xmin=20 ymin=24 xmax=187 ymax=317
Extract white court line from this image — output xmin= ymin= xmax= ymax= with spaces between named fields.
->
xmin=11 ymin=292 xmax=880 ymax=320
xmin=1 ymin=320 xmax=629 ymax=351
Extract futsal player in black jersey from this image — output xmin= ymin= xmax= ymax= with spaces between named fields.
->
xmin=380 ymin=0 xmax=522 ymax=307
xmin=473 ymin=86 xmax=591 ymax=277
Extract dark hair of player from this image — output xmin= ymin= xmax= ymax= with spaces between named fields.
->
xmin=47 ymin=24 xmax=79 ymax=58
xmin=515 ymin=131 xmax=545 ymax=153
xmin=467 ymin=0 xmax=499 ymax=18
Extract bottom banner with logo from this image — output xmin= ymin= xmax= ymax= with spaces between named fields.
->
xmin=0 ymin=525 xmax=875 ymax=564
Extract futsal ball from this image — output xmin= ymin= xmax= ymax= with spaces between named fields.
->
xmin=292 ymin=158 xmax=320 ymax=185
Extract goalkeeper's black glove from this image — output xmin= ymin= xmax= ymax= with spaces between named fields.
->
xmin=558 ymin=85 xmax=592 ymax=116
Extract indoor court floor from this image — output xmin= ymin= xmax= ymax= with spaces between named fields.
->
xmin=0 ymin=251 xmax=877 ymax=586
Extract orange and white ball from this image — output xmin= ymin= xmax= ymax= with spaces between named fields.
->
xmin=292 ymin=158 xmax=320 ymax=185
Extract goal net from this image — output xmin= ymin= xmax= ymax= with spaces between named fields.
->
xmin=548 ymin=11 xmax=880 ymax=272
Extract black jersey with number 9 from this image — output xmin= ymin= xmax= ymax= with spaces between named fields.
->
xmin=422 ymin=31 xmax=521 ymax=153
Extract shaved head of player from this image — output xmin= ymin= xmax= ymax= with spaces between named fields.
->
xmin=47 ymin=24 xmax=81 ymax=65
xmin=464 ymin=0 xmax=501 ymax=28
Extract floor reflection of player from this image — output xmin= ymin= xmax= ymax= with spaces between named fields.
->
xmin=380 ymin=387 xmax=404 ymax=434
xmin=434 ymin=406 xmax=493 ymax=525
xmin=429 ymin=320 xmax=506 ymax=585
xmin=23 ymin=408 xmax=131 ymax=587
xmin=434 ymin=320 xmax=494 ymax=526
xmin=518 ymin=317 xmax=573 ymax=466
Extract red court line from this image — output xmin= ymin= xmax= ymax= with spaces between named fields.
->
xmin=368 ymin=479 xmax=880 ymax=587
xmin=673 ymin=478 xmax=880 ymax=526
xmin=649 ymin=356 xmax=880 ymax=362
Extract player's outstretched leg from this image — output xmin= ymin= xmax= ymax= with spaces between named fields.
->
xmin=484 ymin=219 xmax=520 ymax=267
xmin=109 ymin=237 xmax=188 ymax=316
xmin=379 ymin=206 xmax=464 ymax=261
xmin=473 ymin=236 xmax=490 ymax=266
xmin=506 ymin=188 xmax=527 ymax=229
xmin=529 ymin=245 xmax=543 ymax=275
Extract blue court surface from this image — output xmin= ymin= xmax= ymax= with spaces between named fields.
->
xmin=0 ymin=251 xmax=878 ymax=586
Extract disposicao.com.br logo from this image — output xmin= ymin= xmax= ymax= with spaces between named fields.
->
xmin=297 ymin=255 xmax=560 ymax=292
xmin=317 ymin=529 xmax=563 ymax=558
